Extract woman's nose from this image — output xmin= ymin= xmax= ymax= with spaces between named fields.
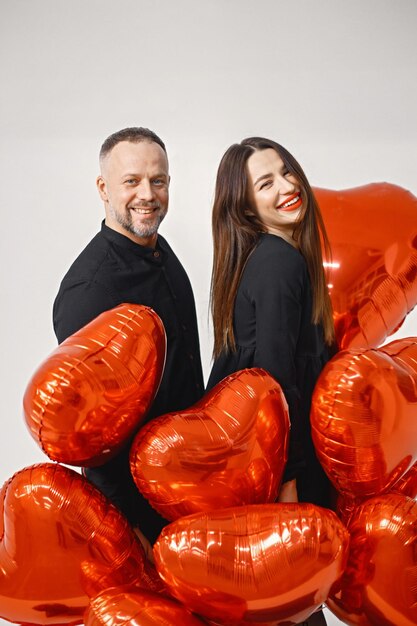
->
xmin=278 ymin=176 xmax=295 ymax=194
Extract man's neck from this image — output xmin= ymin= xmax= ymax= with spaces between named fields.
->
xmin=104 ymin=217 xmax=158 ymax=249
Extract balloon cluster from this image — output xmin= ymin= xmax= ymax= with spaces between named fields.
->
xmin=1 ymin=300 xmax=350 ymax=626
xmin=1 ymin=304 xmax=167 ymax=625
xmin=308 ymin=185 xmax=417 ymax=623
xmin=1 ymin=184 xmax=417 ymax=626
xmin=310 ymin=337 xmax=417 ymax=625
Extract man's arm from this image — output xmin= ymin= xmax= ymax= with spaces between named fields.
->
xmin=53 ymin=280 xmax=119 ymax=343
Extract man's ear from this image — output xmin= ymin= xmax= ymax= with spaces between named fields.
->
xmin=96 ymin=175 xmax=108 ymax=202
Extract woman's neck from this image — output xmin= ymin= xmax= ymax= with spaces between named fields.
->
xmin=264 ymin=226 xmax=299 ymax=248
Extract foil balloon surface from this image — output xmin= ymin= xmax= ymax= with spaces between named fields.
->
xmin=0 ymin=463 xmax=163 ymax=626
xmin=154 ymin=503 xmax=349 ymax=625
xmin=314 ymin=183 xmax=417 ymax=350
xmin=336 ymin=459 xmax=417 ymax=526
xmin=130 ymin=368 xmax=289 ymax=521
xmin=23 ymin=303 xmax=166 ymax=466
xmin=311 ymin=337 xmax=417 ymax=499
xmin=327 ymin=494 xmax=417 ymax=626
xmin=391 ymin=460 xmax=417 ymax=498
xmin=84 ymin=586 xmax=208 ymax=626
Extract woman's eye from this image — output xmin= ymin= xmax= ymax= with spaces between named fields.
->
xmin=260 ymin=181 xmax=272 ymax=190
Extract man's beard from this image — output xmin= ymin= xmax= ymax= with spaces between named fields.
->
xmin=109 ymin=203 xmax=167 ymax=239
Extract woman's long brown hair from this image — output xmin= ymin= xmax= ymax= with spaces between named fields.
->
xmin=210 ymin=137 xmax=335 ymax=357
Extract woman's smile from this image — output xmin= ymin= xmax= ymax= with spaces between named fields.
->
xmin=276 ymin=192 xmax=303 ymax=212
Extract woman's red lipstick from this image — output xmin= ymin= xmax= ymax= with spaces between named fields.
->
xmin=276 ymin=192 xmax=302 ymax=212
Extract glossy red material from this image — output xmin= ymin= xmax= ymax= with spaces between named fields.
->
xmin=336 ymin=459 xmax=417 ymax=527
xmin=311 ymin=337 xmax=417 ymax=499
xmin=327 ymin=494 xmax=417 ymax=626
xmin=314 ymin=183 xmax=417 ymax=349
xmin=130 ymin=368 xmax=289 ymax=521
xmin=23 ymin=304 xmax=166 ymax=466
xmin=0 ymin=463 xmax=164 ymax=625
xmin=85 ymin=586 xmax=208 ymax=626
xmin=392 ymin=460 xmax=417 ymax=498
xmin=154 ymin=503 xmax=349 ymax=625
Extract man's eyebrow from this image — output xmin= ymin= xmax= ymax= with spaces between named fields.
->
xmin=121 ymin=172 xmax=168 ymax=178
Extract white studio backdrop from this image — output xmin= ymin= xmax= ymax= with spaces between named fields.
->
xmin=0 ymin=2 xmax=416 ymax=625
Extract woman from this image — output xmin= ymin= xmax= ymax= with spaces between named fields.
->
xmin=207 ymin=138 xmax=335 ymax=626
xmin=207 ymin=137 xmax=335 ymax=509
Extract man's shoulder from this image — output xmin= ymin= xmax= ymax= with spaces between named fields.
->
xmin=61 ymin=230 xmax=113 ymax=284
xmin=157 ymin=234 xmax=187 ymax=270
xmin=157 ymin=233 xmax=175 ymax=256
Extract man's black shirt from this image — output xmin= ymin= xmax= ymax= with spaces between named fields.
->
xmin=53 ymin=222 xmax=204 ymax=542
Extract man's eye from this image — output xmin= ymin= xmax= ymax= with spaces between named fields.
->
xmin=125 ymin=179 xmax=137 ymax=185
xmin=153 ymin=179 xmax=164 ymax=186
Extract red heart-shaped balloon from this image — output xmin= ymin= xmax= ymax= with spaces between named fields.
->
xmin=327 ymin=494 xmax=417 ymax=626
xmin=23 ymin=304 xmax=166 ymax=466
xmin=154 ymin=503 xmax=349 ymax=625
xmin=130 ymin=368 xmax=289 ymax=521
xmin=314 ymin=183 xmax=417 ymax=350
xmin=84 ymin=586 xmax=208 ymax=626
xmin=311 ymin=337 xmax=417 ymax=499
xmin=0 ymin=463 xmax=163 ymax=625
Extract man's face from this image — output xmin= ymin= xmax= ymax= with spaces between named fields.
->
xmin=97 ymin=140 xmax=169 ymax=247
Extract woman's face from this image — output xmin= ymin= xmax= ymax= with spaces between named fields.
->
xmin=246 ymin=148 xmax=304 ymax=237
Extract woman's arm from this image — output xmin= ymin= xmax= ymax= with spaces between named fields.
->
xmin=277 ymin=478 xmax=298 ymax=502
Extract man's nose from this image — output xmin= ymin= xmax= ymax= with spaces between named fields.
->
xmin=137 ymin=179 xmax=155 ymax=201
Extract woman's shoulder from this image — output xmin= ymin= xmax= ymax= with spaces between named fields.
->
xmin=246 ymin=233 xmax=306 ymax=276
xmin=239 ymin=234 xmax=308 ymax=299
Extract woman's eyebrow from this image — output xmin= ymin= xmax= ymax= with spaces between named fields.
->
xmin=254 ymin=173 xmax=272 ymax=186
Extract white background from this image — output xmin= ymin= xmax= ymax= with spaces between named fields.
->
xmin=1 ymin=2 xmax=417 ymax=625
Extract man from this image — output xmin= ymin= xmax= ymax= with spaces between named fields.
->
xmin=53 ymin=127 xmax=204 ymax=547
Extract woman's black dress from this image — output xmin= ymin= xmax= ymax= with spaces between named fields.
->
xmin=207 ymin=233 xmax=331 ymax=507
